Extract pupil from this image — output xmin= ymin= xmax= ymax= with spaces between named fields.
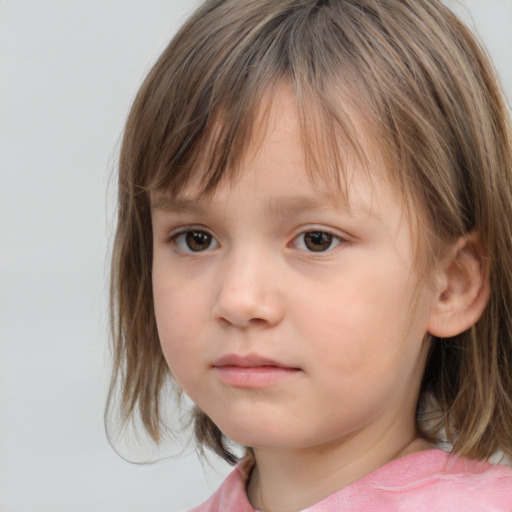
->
xmin=186 ymin=231 xmax=211 ymax=251
xmin=305 ymin=231 xmax=332 ymax=252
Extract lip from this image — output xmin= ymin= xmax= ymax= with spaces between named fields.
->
xmin=212 ymin=353 xmax=301 ymax=388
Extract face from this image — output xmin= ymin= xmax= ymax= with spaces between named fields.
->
xmin=151 ymin=89 xmax=436 ymax=454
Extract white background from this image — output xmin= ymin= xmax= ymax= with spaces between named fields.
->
xmin=1 ymin=1 xmax=511 ymax=511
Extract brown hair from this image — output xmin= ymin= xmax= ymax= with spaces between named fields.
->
xmin=108 ymin=0 xmax=512 ymax=463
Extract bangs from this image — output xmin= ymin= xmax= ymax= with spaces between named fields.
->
xmin=132 ymin=0 xmax=383 ymax=204
xmin=147 ymin=81 xmax=378 ymax=209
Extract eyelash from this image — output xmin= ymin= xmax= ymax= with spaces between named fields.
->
xmin=168 ymin=227 xmax=345 ymax=254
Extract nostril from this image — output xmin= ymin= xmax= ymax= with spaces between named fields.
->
xmin=248 ymin=317 xmax=267 ymax=327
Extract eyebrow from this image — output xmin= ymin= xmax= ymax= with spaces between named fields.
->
xmin=151 ymin=193 xmax=369 ymax=218
xmin=266 ymin=195 xmax=349 ymax=216
xmin=151 ymin=196 xmax=207 ymax=213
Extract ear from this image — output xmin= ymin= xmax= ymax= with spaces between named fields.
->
xmin=427 ymin=232 xmax=490 ymax=338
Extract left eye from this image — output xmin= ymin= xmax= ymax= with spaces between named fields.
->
xmin=174 ymin=230 xmax=219 ymax=252
xmin=292 ymin=231 xmax=342 ymax=252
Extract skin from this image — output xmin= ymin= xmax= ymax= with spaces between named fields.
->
xmin=151 ymin=89 xmax=441 ymax=511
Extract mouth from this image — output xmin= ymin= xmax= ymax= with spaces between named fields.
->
xmin=212 ymin=353 xmax=301 ymax=388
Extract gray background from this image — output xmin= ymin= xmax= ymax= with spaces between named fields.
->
xmin=1 ymin=1 xmax=511 ymax=511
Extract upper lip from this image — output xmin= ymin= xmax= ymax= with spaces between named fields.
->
xmin=212 ymin=353 xmax=295 ymax=368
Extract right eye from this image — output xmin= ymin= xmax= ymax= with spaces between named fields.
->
xmin=173 ymin=230 xmax=219 ymax=253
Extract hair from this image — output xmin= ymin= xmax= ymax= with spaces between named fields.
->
xmin=108 ymin=0 xmax=512 ymax=464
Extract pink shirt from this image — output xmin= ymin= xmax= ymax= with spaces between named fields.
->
xmin=189 ymin=449 xmax=512 ymax=511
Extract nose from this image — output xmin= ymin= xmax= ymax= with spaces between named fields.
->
xmin=212 ymin=252 xmax=285 ymax=329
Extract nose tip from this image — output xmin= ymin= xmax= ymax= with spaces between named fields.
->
xmin=212 ymin=281 xmax=284 ymax=329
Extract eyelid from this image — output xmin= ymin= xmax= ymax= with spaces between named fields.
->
xmin=167 ymin=224 xmax=212 ymax=239
xmin=291 ymin=225 xmax=350 ymax=241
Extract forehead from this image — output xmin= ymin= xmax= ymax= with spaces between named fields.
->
xmin=151 ymin=84 xmax=395 ymax=212
xmin=151 ymin=86 xmax=400 ymax=222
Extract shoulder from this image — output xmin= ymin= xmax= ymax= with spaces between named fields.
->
xmin=420 ymin=452 xmax=512 ymax=510
xmin=315 ymin=450 xmax=512 ymax=512
xmin=360 ymin=450 xmax=512 ymax=511
xmin=187 ymin=458 xmax=255 ymax=512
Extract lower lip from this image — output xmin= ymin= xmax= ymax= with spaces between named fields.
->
xmin=214 ymin=365 xmax=300 ymax=388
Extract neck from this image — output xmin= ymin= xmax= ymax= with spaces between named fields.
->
xmin=247 ymin=429 xmax=432 ymax=512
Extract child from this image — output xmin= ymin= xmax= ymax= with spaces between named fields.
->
xmin=108 ymin=0 xmax=512 ymax=510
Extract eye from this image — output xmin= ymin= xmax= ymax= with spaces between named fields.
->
xmin=174 ymin=230 xmax=219 ymax=253
xmin=293 ymin=231 xmax=342 ymax=253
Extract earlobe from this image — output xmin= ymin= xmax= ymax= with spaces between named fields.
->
xmin=427 ymin=233 xmax=490 ymax=338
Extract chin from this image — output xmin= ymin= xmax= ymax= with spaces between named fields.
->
xmin=218 ymin=422 xmax=315 ymax=451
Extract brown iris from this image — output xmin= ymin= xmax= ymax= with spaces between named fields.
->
xmin=185 ymin=230 xmax=213 ymax=251
xmin=303 ymin=231 xmax=333 ymax=252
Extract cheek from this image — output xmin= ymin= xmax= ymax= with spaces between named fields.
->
xmin=300 ymin=264 xmax=430 ymax=366
xmin=152 ymin=280 xmax=210 ymax=382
